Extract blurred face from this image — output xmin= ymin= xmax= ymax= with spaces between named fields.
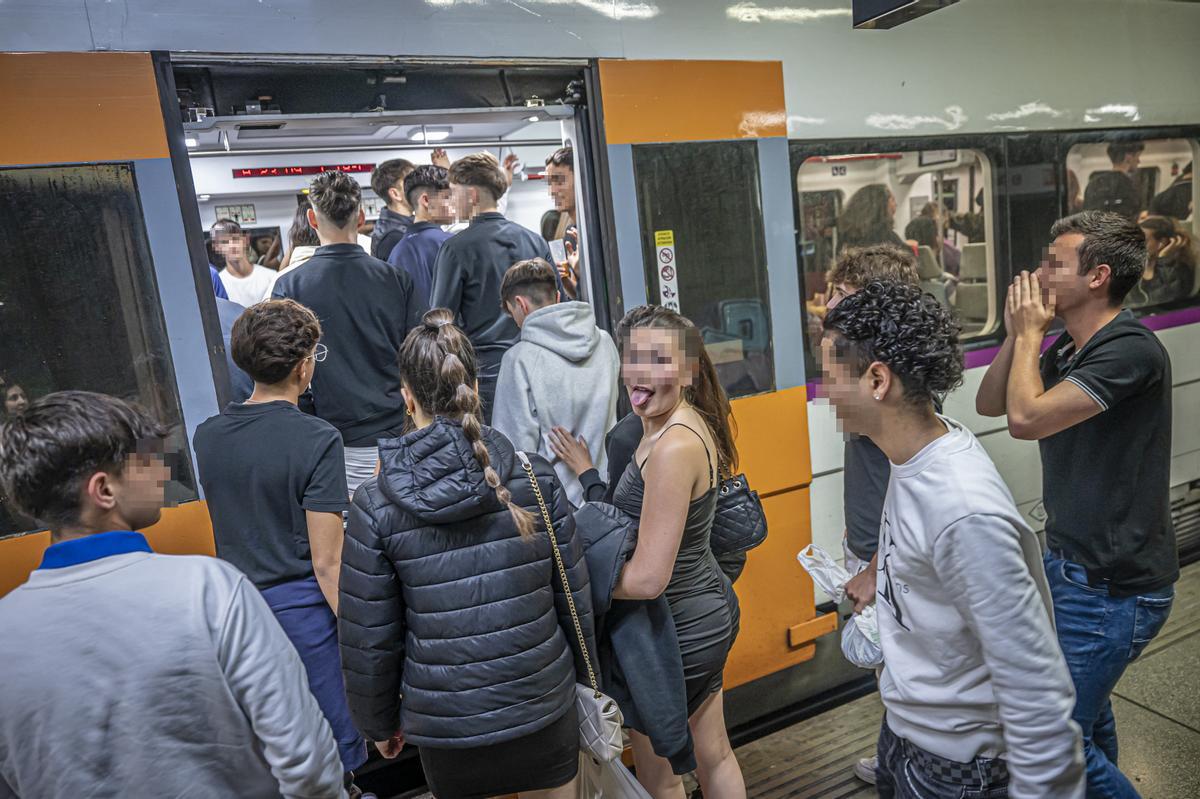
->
xmin=4 ymin=385 xmax=27 ymax=416
xmin=886 ymin=192 xmax=897 ymax=218
xmin=1140 ymin=226 xmax=1163 ymax=258
xmin=546 ymin=163 xmax=575 ymax=214
xmin=1118 ymin=152 xmax=1141 ymax=174
xmin=819 ymin=334 xmax=876 ymax=436
xmin=1036 ymin=233 xmax=1095 ymax=312
xmin=422 ymin=189 xmax=455 ymax=225
xmin=212 ymin=231 xmax=248 ymax=262
xmin=449 ymin=181 xmax=475 ymax=220
xmin=112 ymin=451 xmax=172 ymax=530
xmin=622 ymin=327 xmax=694 ymax=418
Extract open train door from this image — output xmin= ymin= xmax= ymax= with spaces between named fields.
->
xmin=0 ymin=52 xmax=227 ymax=593
xmin=593 ymin=60 xmax=837 ymax=701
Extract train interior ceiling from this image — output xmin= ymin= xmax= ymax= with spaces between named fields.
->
xmin=175 ymin=60 xmax=587 ymax=268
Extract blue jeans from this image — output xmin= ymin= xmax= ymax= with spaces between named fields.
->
xmin=1044 ymin=553 xmax=1174 ymax=799
xmin=876 ymin=717 xmax=1008 ymax=798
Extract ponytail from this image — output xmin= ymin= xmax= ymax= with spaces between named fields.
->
xmin=400 ymin=308 xmax=535 ymax=538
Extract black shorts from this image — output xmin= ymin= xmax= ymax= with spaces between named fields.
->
xmin=419 ymin=704 xmax=578 ymax=798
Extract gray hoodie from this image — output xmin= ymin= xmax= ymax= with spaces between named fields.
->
xmin=492 ymin=301 xmax=620 ymax=506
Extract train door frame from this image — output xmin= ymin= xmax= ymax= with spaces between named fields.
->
xmin=154 ymin=52 xmax=620 ymax=404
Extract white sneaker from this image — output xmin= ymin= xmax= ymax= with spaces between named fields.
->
xmin=854 ymin=756 xmax=878 ymax=784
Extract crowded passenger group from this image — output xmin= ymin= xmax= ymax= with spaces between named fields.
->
xmin=0 ymin=142 xmax=1178 ymax=799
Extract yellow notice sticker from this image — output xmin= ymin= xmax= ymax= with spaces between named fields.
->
xmin=654 ymin=230 xmax=674 ymax=247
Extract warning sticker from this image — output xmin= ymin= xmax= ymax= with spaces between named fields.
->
xmin=654 ymin=230 xmax=680 ymax=312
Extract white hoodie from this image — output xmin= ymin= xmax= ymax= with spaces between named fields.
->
xmin=492 ymin=301 xmax=619 ymax=506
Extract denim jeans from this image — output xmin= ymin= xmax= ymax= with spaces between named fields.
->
xmin=876 ymin=718 xmax=1009 ymax=799
xmin=1044 ymin=552 xmax=1174 ymax=799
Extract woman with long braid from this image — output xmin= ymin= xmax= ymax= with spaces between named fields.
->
xmin=337 ymin=308 xmax=594 ymax=799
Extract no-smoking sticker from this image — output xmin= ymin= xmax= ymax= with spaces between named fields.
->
xmin=654 ymin=230 xmax=680 ymax=312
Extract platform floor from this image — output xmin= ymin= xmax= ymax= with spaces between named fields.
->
xmin=736 ymin=559 xmax=1200 ymax=798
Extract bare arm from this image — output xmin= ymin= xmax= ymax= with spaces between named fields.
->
xmin=844 ymin=552 xmax=878 ymax=613
xmin=1005 ymin=272 xmax=1101 ymax=440
xmin=614 ymin=433 xmax=703 ymax=600
xmin=306 ymin=510 xmax=344 ymax=613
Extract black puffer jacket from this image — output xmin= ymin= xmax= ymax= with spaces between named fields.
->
xmin=338 ymin=418 xmax=595 ymax=748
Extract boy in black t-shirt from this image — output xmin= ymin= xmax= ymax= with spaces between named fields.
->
xmin=977 ymin=211 xmax=1176 ymax=798
xmin=193 ymin=299 xmax=369 ymax=793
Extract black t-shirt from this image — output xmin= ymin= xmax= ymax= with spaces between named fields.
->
xmin=273 ymin=243 xmax=426 ymax=447
xmin=1039 ymin=310 xmax=1177 ymax=595
xmin=843 ymin=434 xmax=891 ymax=561
xmin=194 ymin=401 xmax=350 ymax=589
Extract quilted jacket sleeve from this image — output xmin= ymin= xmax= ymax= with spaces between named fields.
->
xmin=338 ymin=487 xmax=407 ymax=743
xmin=539 ymin=457 xmax=599 ymax=681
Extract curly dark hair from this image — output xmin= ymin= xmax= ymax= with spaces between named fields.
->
xmin=308 ymin=170 xmax=362 ymax=228
xmin=823 ymin=281 xmax=963 ymax=407
xmin=231 ymin=299 xmax=322 ymax=385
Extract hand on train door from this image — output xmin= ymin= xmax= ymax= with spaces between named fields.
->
xmin=558 ymin=239 xmax=579 ymax=299
xmin=374 ymin=731 xmax=405 ymax=759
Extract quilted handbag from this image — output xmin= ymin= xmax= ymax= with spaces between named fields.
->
xmin=517 ymin=452 xmax=625 ymax=764
xmin=708 ymin=471 xmax=768 ymax=556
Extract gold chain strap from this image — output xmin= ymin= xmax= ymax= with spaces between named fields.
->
xmin=520 ymin=458 xmax=600 ymax=698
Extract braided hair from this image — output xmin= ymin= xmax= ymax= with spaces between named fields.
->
xmin=399 ymin=308 xmax=534 ymax=538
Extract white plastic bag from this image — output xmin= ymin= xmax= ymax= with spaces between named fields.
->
xmin=797 ymin=544 xmax=883 ymax=669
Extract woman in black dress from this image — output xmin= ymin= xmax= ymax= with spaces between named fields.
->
xmin=609 ymin=306 xmax=745 ymax=798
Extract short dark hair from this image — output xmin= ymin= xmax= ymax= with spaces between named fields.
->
xmin=823 ymin=281 xmax=963 ymax=408
xmin=308 ymin=170 xmax=362 ymax=228
xmin=1050 ymin=211 xmax=1147 ymax=305
xmin=500 ymin=259 xmax=558 ymax=311
xmin=211 ymin=218 xmax=244 ymax=237
xmin=370 ymin=159 xmax=415 ymax=203
xmin=403 ymin=164 xmax=450 ymax=210
xmin=448 ymin=153 xmax=507 ymax=204
xmin=1107 ymin=141 xmax=1145 ymax=165
xmin=545 ymin=146 xmax=573 ymax=170
xmin=829 ymin=245 xmax=920 ymax=290
xmin=0 ymin=391 xmax=167 ymax=528
xmin=231 ymin=299 xmax=322 ymax=385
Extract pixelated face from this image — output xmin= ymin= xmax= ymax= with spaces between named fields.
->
xmin=426 ymin=189 xmax=455 ymax=225
xmin=622 ymin=327 xmax=694 ymax=418
xmin=117 ymin=450 xmax=172 ymax=529
xmin=819 ymin=333 xmax=875 ymax=435
xmin=212 ymin=230 xmax=247 ymax=260
xmin=449 ymin=181 xmax=475 ymax=220
xmin=1038 ymin=233 xmax=1088 ymax=310
xmin=4 ymin=385 xmax=27 ymax=416
xmin=546 ymin=163 xmax=575 ymax=213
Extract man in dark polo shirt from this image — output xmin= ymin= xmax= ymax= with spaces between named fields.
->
xmin=976 ymin=210 xmax=1176 ymax=798
xmin=274 ymin=170 xmax=426 ymax=494
xmin=431 ymin=152 xmax=559 ymax=423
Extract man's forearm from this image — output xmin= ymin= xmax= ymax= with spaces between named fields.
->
xmin=976 ymin=336 xmax=1016 ymax=416
xmin=1005 ymin=335 xmax=1048 ymax=436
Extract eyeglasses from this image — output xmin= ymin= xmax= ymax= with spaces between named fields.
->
xmin=308 ymin=343 xmax=328 ymax=363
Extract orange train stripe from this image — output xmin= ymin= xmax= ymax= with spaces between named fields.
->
xmin=598 ymin=60 xmax=786 ymax=145
xmin=0 ymin=501 xmax=215 ymax=597
xmin=0 ymin=52 xmax=169 ymax=166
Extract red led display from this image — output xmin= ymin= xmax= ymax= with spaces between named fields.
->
xmin=232 ymin=163 xmax=376 ymax=179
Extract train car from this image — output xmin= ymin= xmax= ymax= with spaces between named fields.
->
xmin=2 ymin=0 xmax=1198 ymax=764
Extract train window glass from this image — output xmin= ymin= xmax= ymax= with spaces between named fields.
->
xmin=1066 ymin=139 xmax=1197 ymax=311
xmin=795 ymin=149 xmax=996 ymax=373
xmin=0 ymin=164 xmax=197 ymax=539
xmin=631 ymin=141 xmax=775 ymax=399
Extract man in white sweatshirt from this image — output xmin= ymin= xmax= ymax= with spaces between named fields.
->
xmin=491 ymin=258 xmax=619 ymax=506
xmin=820 ymin=281 xmax=1084 ymax=799
xmin=0 ymin=391 xmax=345 ymax=799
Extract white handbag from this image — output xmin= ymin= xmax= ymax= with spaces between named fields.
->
xmin=517 ymin=452 xmax=625 ymax=764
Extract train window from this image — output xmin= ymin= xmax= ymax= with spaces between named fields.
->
xmin=631 ymin=141 xmax=775 ymax=398
xmin=795 ymin=149 xmax=996 ymax=371
xmin=1066 ymin=139 xmax=1197 ymax=311
xmin=0 ymin=164 xmax=198 ymax=538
